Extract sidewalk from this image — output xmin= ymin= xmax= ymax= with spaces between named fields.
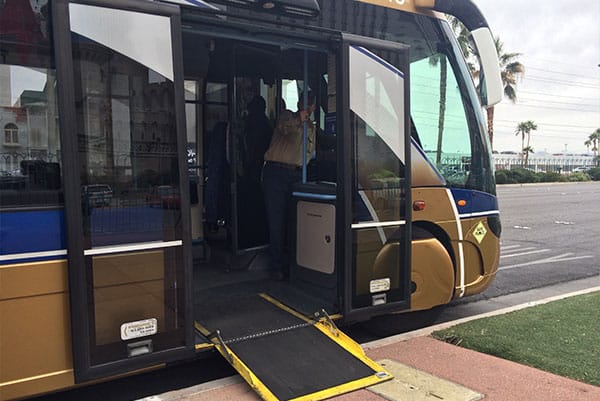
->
xmin=142 ymin=282 xmax=600 ymax=401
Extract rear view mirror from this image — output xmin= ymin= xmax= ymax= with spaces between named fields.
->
xmin=470 ymin=27 xmax=503 ymax=107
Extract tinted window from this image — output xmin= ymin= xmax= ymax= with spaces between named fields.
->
xmin=318 ymin=1 xmax=494 ymax=194
xmin=0 ymin=1 xmax=62 ymax=208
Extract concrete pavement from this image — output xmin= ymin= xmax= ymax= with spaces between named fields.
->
xmin=139 ymin=279 xmax=600 ymax=401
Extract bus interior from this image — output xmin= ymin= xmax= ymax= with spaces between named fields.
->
xmin=188 ymin=35 xmax=341 ymax=331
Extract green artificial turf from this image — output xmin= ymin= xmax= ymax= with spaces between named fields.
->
xmin=432 ymin=292 xmax=600 ymax=386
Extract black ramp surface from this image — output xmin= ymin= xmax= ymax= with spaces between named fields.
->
xmin=196 ymin=294 xmax=379 ymax=400
xmin=228 ymin=326 xmax=376 ymax=400
xmin=196 ymin=294 xmax=308 ymax=341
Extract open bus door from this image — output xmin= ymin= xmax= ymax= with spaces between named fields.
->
xmin=340 ymin=34 xmax=412 ymax=321
xmin=52 ymin=0 xmax=194 ymax=381
xmin=187 ymin=31 xmax=397 ymax=400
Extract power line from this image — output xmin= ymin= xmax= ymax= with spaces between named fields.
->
xmin=494 ymin=123 xmax=595 ymax=135
xmin=519 ymin=98 xmax=599 ymax=108
xmin=521 ymin=76 xmax=599 ymax=89
xmin=495 ymin=126 xmax=587 ymax=138
xmin=528 ymin=57 xmax=600 ymax=71
xmin=494 ymin=127 xmax=596 ymax=137
xmin=516 ymin=90 xmax=599 ymax=101
xmin=525 ymin=66 xmax=600 ymax=82
xmin=494 ymin=119 xmax=598 ymax=129
xmin=503 ymin=103 xmax=599 ymax=113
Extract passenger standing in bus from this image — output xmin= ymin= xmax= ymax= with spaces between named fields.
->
xmin=244 ymin=95 xmax=273 ymax=182
xmin=262 ymin=91 xmax=316 ymax=280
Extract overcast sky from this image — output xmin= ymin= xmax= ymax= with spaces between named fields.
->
xmin=474 ymin=0 xmax=600 ymax=154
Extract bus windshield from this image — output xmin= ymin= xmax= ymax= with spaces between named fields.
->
xmin=410 ymin=22 xmax=494 ymax=195
xmin=317 ymin=1 xmax=495 ymax=195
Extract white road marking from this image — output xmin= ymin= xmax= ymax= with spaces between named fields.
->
xmin=500 ymin=249 xmax=550 ymax=258
xmin=499 ymin=253 xmax=594 ymax=271
xmin=513 ymin=225 xmax=532 ymax=230
xmin=500 ymin=244 xmax=522 ymax=250
xmin=501 ymin=246 xmax=536 ymax=254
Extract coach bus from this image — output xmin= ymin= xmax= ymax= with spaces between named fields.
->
xmin=0 ymin=0 xmax=502 ymax=399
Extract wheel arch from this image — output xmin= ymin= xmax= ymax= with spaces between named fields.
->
xmin=409 ymin=221 xmax=456 ymax=311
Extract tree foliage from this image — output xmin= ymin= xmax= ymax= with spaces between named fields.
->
xmin=584 ymin=128 xmax=600 ymax=164
xmin=447 ymin=17 xmax=525 ymax=149
xmin=515 ymin=121 xmax=538 ymax=166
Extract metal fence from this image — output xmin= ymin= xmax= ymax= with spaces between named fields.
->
xmin=493 ymin=154 xmax=597 ymax=173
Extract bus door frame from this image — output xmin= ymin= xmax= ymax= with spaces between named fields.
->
xmin=52 ymin=0 xmax=194 ymax=382
xmin=338 ymin=33 xmax=412 ymax=322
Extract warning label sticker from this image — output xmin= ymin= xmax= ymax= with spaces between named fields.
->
xmin=473 ymin=221 xmax=487 ymax=244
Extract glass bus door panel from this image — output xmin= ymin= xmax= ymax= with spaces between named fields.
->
xmin=230 ymin=75 xmax=273 ymax=252
xmin=341 ymin=35 xmax=411 ymax=318
xmin=54 ymin=0 xmax=192 ymax=380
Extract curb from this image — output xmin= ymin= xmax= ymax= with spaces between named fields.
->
xmin=362 ymin=286 xmax=600 ymax=350
xmin=137 ymin=377 xmax=244 ymax=401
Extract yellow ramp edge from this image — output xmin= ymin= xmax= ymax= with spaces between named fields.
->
xmin=196 ymin=294 xmax=394 ymax=401
xmin=208 ymin=325 xmax=393 ymax=401
xmin=368 ymin=359 xmax=483 ymax=401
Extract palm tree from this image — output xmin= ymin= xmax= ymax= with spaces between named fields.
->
xmin=428 ymin=54 xmax=447 ymax=165
xmin=447 ymin=18 xmax=525 ymax=149
xmin=515 ymin=121 xmax=537 ymax=167
xmin=489 ymin=38 xmax=525 ymax=149
xmin=448 ymin=17 xmax=477 ymax=74
xmin=522 ymin=146 xmax=534 ymax=167
xmin=585 ymin=128 xmax=600 ymax=165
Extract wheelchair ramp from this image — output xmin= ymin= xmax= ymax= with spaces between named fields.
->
xmin=195 ymin=293 xmax=392 ymax=401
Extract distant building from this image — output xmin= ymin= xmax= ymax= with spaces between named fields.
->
xmin=1 ymin=68 xmax=60 ymax=174
xmin=493 ymin=153 xmax=595 ymax=173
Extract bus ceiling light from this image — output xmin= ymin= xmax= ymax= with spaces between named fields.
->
xmin=262 ymin=1 xmax=275 ymax=9
xmin=413 ymin=200 xmax=426 ymax=211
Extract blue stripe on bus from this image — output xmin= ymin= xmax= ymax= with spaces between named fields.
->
xmin=0 ymin=209 xmax=66 ymax=263
xmin=292 ymin=192 xmax=337 ymax=201
xmin=450 ymin=188 xmax=499 ymax=216
xmin=352 ymin=46 xmax=405 ymax=78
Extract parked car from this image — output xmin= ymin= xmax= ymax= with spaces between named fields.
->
xmin=82 ymin=184 xmax=113 ymax=207
xmin=146 ymin=185 xmax=180 ymax=209
xmin=572 ymin=167 xmax=589 ymax=173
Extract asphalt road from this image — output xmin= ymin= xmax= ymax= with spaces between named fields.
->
xmin=29 ymin=182 xmax=600 ymax=401
xmin=480 ymin=181 xmax=599 ymax=300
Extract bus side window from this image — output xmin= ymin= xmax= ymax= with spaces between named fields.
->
xmin=0 ymin=64 xmax=63 ymax=208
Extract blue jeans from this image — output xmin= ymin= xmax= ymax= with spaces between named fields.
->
xmin=261 ymin=162 xmax=301 ymax=273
